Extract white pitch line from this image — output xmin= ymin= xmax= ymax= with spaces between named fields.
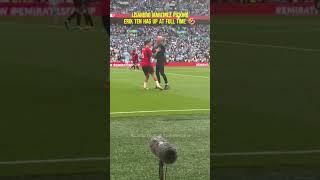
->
xmin=0 ymin=157 xmax=108 ymax=165
xmin=111 ymin=108 xmax=210 ymax=115
xmin=215 ymin=40 xmax=320 ymax=52
xmin=213 ymin=150 xmax=320 ymax=157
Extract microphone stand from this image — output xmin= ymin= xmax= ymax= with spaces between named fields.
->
xmin=159 ymin=160 xmax=165 ymax=180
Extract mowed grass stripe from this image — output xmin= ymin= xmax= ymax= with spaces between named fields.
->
xmin=111 ymin=67 xmax=210 ymax=78
xmin=111 ymin=108 xmax=210 ymax=115
xmin=112 ymin=70 xmax=209 ymax=79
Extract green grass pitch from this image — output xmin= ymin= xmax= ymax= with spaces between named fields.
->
xmin=110 ymin=67 xmax=210 ymax=179
xmin=213 ymin=16 xmax=320 ymax=168
xmin=0 ymin=17 xmax=108 ymax=177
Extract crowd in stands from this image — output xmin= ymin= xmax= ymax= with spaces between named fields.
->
xmin=110 ymin=24 xmax=210 ymax=63
xmin=111 ymin=0 xmax=210 ymax=16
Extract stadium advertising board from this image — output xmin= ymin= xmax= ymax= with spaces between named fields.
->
xmin=214 ymin=2 xmax=319 ymax=16
xmin=110 ymin=62 xmax=209 ymax=67
xmin=0 ymin=2 xmax=102 ymax=16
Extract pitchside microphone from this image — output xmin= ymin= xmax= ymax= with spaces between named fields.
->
xmin=149 ymin=136 xmax=177 ymax=164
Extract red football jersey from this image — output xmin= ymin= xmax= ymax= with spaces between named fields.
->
xmin=131 ymin=52 xmax=138 ymax=63
xmin=140 ymin=47 xmax=153 ymax=67
xmin=101 ymin=0 xmax=109 ymax=16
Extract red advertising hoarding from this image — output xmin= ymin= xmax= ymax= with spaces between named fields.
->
xmin=110 ymin=62 xmax=209 ymax=67
xmin=1 ymin=2 xmax=318 ymax=16
xmin=0 ymin=2 xmax=104 ymax=16
xmin=213 ymin=2 xmax=319 ymax=16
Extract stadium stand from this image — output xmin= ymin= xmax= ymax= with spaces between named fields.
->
xmin=111 ymin=0 xmax=210 ymax=16
xmin=110 ymin=24 xmax=210 ymax=63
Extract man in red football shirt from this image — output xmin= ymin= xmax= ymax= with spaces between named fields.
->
xmin=141 ymin=40 xmax=163 ymax=90
xmin=129 ymin=49 xmax=139 ymax=70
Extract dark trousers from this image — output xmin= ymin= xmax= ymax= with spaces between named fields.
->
xmin=156 ymin=63 xmax=168 ymax=84
xmin=102 ymin=15 xmax=110 ymax=35
xmin=83 ymin=1 xmax=94 ymax=26
xmin=67 ymin=0 xmax=82 ymax=26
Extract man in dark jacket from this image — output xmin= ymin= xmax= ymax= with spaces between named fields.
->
xmin=153 ymin=36 xmax=169 ymax=90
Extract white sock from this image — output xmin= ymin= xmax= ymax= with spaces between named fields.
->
xmin=155 ymin=81 xmax=161 ymax=87
xmin=144 ymin=82 xmax=147 ymax=88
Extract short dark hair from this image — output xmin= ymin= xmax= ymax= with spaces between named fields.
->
xmin=144 ymin=39 xmax=151 ymax=46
